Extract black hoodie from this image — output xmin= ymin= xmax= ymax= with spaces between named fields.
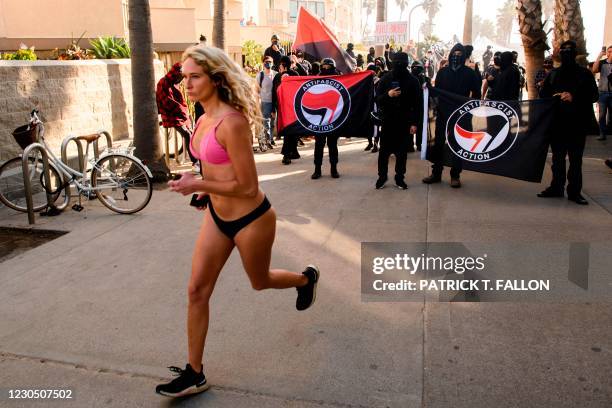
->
xmin=490 ymin=51 xmax=521 ymax=100
xmin=434 ymin=43 xmax=481 ymax=99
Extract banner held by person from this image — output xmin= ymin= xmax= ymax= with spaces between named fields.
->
xmin=422 ymin=88 xmax=556 ymax=182
xmin=277 ymin=71 xmax=374 ymax=139
xmin=292 ymin=6 xmax=356 ymax=74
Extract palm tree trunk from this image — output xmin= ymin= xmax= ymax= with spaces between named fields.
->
xmin=553 ymin=0 xmax=587 ymax=65
xmin=375 ymin=0 xmax=386 ymax=56
xmin=463 ymin=0 xmax=473 ymax=44
xmin=128 ymin=0 xmax=168 ymax=180
xmin=213 ymin=0 xmax=225 ymax=49
xmin=518 ymin=0 xmax=549 ymax=99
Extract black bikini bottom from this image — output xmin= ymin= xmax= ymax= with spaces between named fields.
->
xmin=205 ymin=195 xmax=271 ymax=240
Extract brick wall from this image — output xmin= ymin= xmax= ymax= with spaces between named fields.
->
xmin=0 ymin=59 xmax=164 ymax=162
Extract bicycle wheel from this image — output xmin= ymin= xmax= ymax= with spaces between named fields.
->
xmin=0 ymin=156 xmax=63 ymax=212
xmin=91 ymin=154 xmax=152 ymax=214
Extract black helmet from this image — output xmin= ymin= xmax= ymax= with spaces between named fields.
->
xmin=271 ymin=34 xmax=279 ymax=41
xmin=321 ymin=58 xmax=336 ymax=68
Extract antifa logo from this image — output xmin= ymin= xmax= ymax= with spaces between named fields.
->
xmin=446 ymin=100 xmax=520 ymax=162
xmin=294 ymin=78 xmax=351 ymax=133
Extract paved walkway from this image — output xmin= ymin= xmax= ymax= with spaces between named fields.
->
xmin=1 ymin=136 xmax=611 ymax=407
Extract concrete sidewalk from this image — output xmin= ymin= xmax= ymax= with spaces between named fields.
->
xmin=0 ymin=137 xmax=611 ymax=407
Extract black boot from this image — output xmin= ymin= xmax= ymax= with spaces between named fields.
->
xmin=311 ymin=165 xmax=322 ymax=179
xmin=330 ymin=164 xmax=340 ymax=179
xmin=364 ymin=142 xmax=373 ymax=151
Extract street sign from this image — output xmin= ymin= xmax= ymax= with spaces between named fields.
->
xmin=374 ymin=21 xmax=408 ymax=45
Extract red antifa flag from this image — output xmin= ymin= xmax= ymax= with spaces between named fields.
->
xmin=292 ymin=6 xmax=356 ymax=73
xmin=277 ymin=71 xmax=374 ymax=138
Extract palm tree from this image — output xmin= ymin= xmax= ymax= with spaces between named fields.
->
xmin=128 ymin=0 xmax=168 ymax=180
xmin=496 ymin=0 xmax=515 ymax=47
xmin=421 ymin=0 xmax=440 ymax=38
xmin=213 ymin=0 xmax=225 ymax=49
xmin=396 ymin=0 xmax=410 ymax=20
xmin=463 ymin=0 xmax=473 ymax=44
xmin=517 ymin=0 xmax=549 ymax=99
xmin=553 ymin=0 xmax=587 ymax=65
xmin=473 ymin=16 xmax=496 ymax=40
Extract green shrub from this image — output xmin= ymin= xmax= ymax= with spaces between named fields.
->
xmin=90 ymin=36 xmax=131 ymax=59
xmin=1 ymin=45 xmax=37 ymax=60
xmin=242 ymin=40 xmax=263 ymax=76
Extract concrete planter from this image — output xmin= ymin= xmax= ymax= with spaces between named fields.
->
xmin=0 ymin=59 xmax=164 ymax=162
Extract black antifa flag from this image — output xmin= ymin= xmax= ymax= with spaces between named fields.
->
xmin=422 ymin=88 xmax=556 ymax=182
xmin=277 ymin=71 xmax=374 ymax=138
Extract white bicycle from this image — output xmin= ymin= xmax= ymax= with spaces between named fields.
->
xmin=0 ymin=110 xmax=153 ymax=214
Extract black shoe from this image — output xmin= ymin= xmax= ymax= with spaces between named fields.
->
xmin=537 ymin=188 xmax=564 ymax=198
xmin=597 ymin=135 xmax=607 ymax=141
xmin=330 ymin=165 xmax=340 ymax=178
xmin=450 ymin=178 xmax=462 ymax=189
xmin=270 ymin=140 xmax=276 ymax=146
xmin=395 ymin=179 xmax=408 ymax=189
xmin=297 ymin=139 xmax=305 ymax=146
xmin=422 ymin=174 xmax=441 ymax=184
xmin=156 ymin=364 xmax=209 ymax=398
xmin=282 ymin=156 xmax=291 ymax=165
xmin=311 ymin=166 xmax=322 ymax=179
xmin=375 ymin=177 xmax=387 ymax=189
xmin=364 ymin=143 xmax=373 ymax=151
xmin=290 ymin=152 xmax=301 ymax=160
xmin=568 ymin=195 xmax=589 ymax=205
xmin=606 ymin=159 xmax=612 ymax=170
xmin=371 ymin=146 xmax=379 ymax=153
xmin=296 ymin=265 xmax=319 ymax=311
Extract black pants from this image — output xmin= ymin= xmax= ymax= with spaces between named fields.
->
xmin=430 ymin=117 xmax=462 ymax=178
xmin=549 ymin=132 xmax=586 ymax=197
xmin=175 ymin=126 xmax=198 ymax=164
xmin=281 ymin=134 xmax=299 ymax=158
xmin=314 ymin=135 xmax=338 ymax=166
xmin=377 ymin=124 xmax=411 ymax=180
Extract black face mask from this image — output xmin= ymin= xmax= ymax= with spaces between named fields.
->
xmin=393 ymin=62 xmax=408 ymax=74
xmin=321 ymin=68 xmax=334 ymax=75
xmin=450 ymin=55 xmax=463 ymax=71
xmin=411 ymin=66 xmax=424 ymax=76
xmin=560 ymin=48 xmax=577 ymax=65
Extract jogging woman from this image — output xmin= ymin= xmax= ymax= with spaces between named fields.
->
xmin=156 ymin=45 xmax=320 ymax=398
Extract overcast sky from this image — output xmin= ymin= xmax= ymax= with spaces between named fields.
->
xmin=375 ymin=0 xmax=605 ymax=59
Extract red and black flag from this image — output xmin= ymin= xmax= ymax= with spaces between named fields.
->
xmin=276 ymin=71 xmax=374 ymax=138
xmin=292 ymin=6 xmax=356 ymax=74
xmin=422 ymin=87 xmax=556 ymax=182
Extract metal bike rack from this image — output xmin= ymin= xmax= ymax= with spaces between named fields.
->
xmin=22 ymin=143 xmax=56 ymax=225
xmin=162 ymin=127 xmax=185 ymax=167
xmin=93 ymin=130 xmax=113 ymax=159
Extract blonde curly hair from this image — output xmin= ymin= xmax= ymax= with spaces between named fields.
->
xmin=182 ymin=45 xmax=263 ymax=138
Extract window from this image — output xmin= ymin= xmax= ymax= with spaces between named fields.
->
xmin=289 ymin=0 xmax=324 ymax=21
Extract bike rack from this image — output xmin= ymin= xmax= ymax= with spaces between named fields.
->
xmin=161 ymin=126 xmax=185 ymax=167
xmin=22 ymin=143 xmax=56 ymax=225
xmin=94 ymin=130 xmax=113 ymax=159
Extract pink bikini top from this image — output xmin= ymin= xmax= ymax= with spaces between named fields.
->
xmin=190 ymin=112 xmax=243 ymax=165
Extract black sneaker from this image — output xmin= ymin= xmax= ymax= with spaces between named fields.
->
xmin=371 ymin=145 xmax=379 ymax=153
xmin=296 ymin=265 xmax=319 ymax=311
xmin=375 ymin=177 xmax=387 ymax=189
xmin=311 ymin=167 xmax=322 ymax=180
xmin=537 ymin=188 xmax=564 ymax=198
xmin=568 ymin=195 xmax=589 ymax=205
xmin=395 ymin=179 xmax=408 ymax=190
xmin=364 ymin=143 xmax=373 ymax=151
xmin=606 ymin=159 xmax=612 ymax=170
xmin=156 ymin=364 xmax=209 ymax=398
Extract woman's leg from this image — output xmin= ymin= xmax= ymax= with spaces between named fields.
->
xmin=234 ymin=208 xmax=308 ymax=290
xmin=188 ymin=211 xmax=235 ymax=372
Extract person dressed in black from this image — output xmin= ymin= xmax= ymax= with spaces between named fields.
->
xmin=482 ymin=46 xmax=493 ymax=70
xmin=375 ymin=52 xmax=422 ymax=190
xmin=490 ymin=51 xmax=521 ymax=101
xmin=346 ymin=43 xmax=356 ymax=60
xmin=538 ymin=40 xmax=599 ymax=205
xmin=264 ymin=34 xmax=285 ymax=70
xmin=411 ymin=61 xmax=431 ymax=152
xmin=367 ymin=47 xmax=376 ymax=64
xmin=482 ymin=51 xmax=501 ymax=99
xmin=423 ymin=43 xmax=482 ymax=188
xmin=312 ymin=58 xmax=342 ymax=179
xmin=272 ymin=55 xmax=302 ymax=164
